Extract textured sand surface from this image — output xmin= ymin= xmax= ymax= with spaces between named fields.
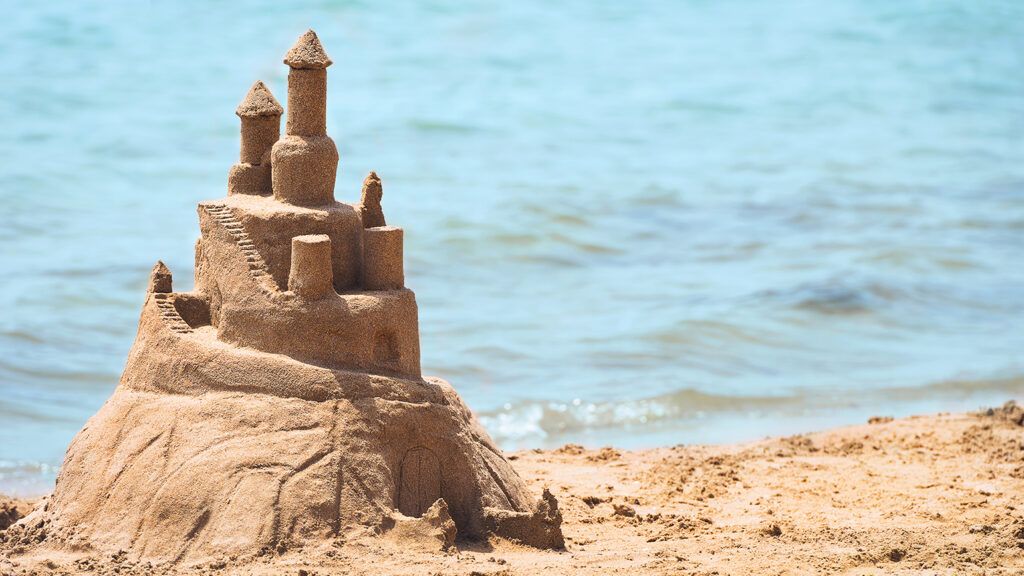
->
xmin=3 ymin=404 xmax=1022 ymax=575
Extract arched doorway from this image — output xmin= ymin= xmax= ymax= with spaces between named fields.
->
xmin=398 ymin=446 xmax=441 ymax=517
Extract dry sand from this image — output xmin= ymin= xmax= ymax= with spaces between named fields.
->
xmin=3 ymin=402 xmax=1022 ymax=575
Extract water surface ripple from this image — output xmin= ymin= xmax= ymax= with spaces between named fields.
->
xmin=0 ymin=1 xmax=1022 ymax=495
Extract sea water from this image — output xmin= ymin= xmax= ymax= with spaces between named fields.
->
xmin=0 ymin=0 xmax=1022 ymax=495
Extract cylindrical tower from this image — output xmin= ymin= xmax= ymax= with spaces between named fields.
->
xmin=288 ymin=234 xmax=334 ymax=299
xmin=228 ymin=81 xmax=282 ymax=195
xmin=362 ymin=226 xmax=405 ymax=290
xmin=271 ymin=29 xmax=339 ymax=206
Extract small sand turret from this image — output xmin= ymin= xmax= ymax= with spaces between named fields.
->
xmin=289 ymin=234 xmax=334 ymax=299
xmin=357 ymin=171 xmax=386 ymax=228
xmin=148 ymin=260 xmax=172 ymax=293
xmin=358 ymin=171 xmax=403 ymax=290
xmin=31 ymin=29 xmax=563 ymax=567
xmin=362 ymin=226 xmax=404 ymax=290
xmin=229 ymin=81 xmax=283 ymax=195
xmin=272 ymin=29 xmax=339 ymax=206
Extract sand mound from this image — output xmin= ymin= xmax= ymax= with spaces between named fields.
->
xmin=4 ymin=408 xmax=1021 ymax=574
xmin=3 ymin=29 xmax=560 ymax=566
xmin=0 ymin=498 xmax=30 ymax=532
xmin=39 ymin=378 xmax=555 ymax=563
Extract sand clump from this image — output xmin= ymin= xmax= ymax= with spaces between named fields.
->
xmin=0 ymin=29 xmax=560 ymax=569
xmin=987 ymin=400 xmax=1024 ymax=427
xmin=0 ymin=498 xmax=31 ymax=532
xmin=382 ymin=499 xmax=458 ymax=551
xmin=483 ymin=488 xmax=565 ymax=550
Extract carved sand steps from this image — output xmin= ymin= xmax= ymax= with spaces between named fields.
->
xmin=201 ymin=203 xmax=281 ymax=299
xmin=152 ymin=294 xmax=192 ymax=334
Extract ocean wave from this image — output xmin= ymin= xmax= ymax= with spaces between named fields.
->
xmin=752 ymin=278 xmax=906 ymax=315
xmin=0 ymin=359 xmax=114 ymax=386
xmin=477 ymin=375 xmax=1024 ymax=445
xmin=477 ymin=387 xmax=794 ymax=443
xmin=407 ymin=119 xmax=487 ymax=134
xmin=0 ymin=460 xmax=60 ymax=477
xmin=0 ymin=460 xmax=60 ymax=498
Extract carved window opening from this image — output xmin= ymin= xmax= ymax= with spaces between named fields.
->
xmin=373 ymin=330 xmax=399 ymax=364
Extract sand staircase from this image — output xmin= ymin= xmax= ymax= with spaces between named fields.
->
xmin=200 ymin=203 xmax=281 ymax=299
xmin=152 ymin=293 xmax=193 ymax=334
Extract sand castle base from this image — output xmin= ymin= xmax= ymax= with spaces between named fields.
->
xmin=31 ymin=297 xmax=561 ymax=563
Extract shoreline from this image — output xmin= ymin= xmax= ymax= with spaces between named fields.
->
xmin=2 ymin=402 xmax=1022 ymax=574
xmin=2 ymin=383 xmax=1019 ymax=500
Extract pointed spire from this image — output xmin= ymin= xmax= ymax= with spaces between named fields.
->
xmin=361 ymin=171 xmax=382 ymax=203
xmin=148 ymin=261 xmax=172 ymax=293
xmin=283 ymin=29 xmax=333 ymax=69
xmin=358 ymin=171 xmax=386 ymax=228
xmin=235 ymin=81 xmax=283 ymax=118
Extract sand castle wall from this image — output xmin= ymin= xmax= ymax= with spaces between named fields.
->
xmin=240 ymin=115 xmax=280 ymax=166
xmin=193 ymin=198 xmax=419 ymax=377
xmin=211 ymin=198 xmax=364 ymax=291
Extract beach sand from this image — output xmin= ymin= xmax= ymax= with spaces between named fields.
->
xmin=2 ymin=403 xmax=1022 ymax=575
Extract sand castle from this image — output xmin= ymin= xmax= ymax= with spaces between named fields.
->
xmin=27 ymin=30 xmax=562 ymax=563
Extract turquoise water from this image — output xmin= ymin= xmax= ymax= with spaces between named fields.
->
xmin=1 ymin=1 xmax=1023 ymax=496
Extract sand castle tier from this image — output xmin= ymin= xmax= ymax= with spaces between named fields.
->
xmin=35 ymin=30 xmax=562 ymax=564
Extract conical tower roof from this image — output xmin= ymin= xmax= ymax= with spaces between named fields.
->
xmin=283 ymin=29 xmax=333 ymax=69
xmin=235 ymin=81 xmax=283 ymax=118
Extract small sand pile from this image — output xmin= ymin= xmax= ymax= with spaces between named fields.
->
xmin=986 ymin=400 xmax=1024 ymax=427
xmin=0 ymin=498 xmax=29 ymax=531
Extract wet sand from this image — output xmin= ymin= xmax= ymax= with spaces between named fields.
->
xmin=2 ymin=403 xmax=1022 ymax=575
